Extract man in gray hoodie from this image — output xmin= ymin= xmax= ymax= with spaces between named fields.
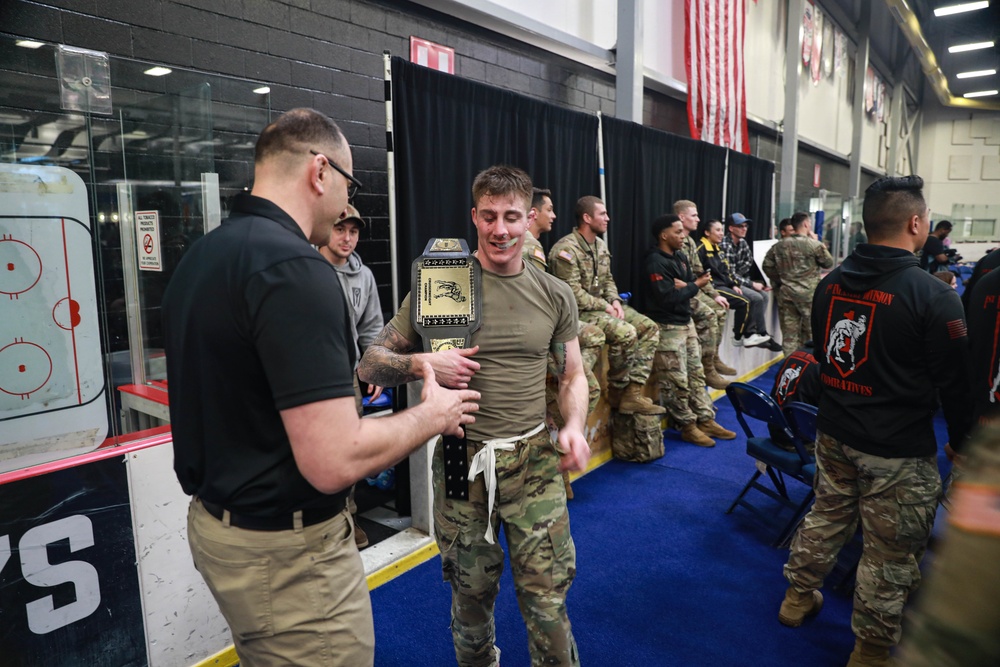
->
xmin=320 ymin=203 xmax=385 ymax=548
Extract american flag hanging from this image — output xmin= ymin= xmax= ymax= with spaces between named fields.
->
xmin=685 ymin=0 xmax=750 ymax=153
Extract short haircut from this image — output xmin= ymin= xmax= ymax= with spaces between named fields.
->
xmin=791 ymin=214 xmax=810 ymax=231
xmin=696 ymin=218 xmax=722 ymax=242
xmin=673 ymin=199 xmax=696 ymax=215
xmin=531 ymin=187 xmax=553 ymax=210
xmin=862 ymin=175 xmax=927 ymax=241
xmin=471 ymin=165 xmax=533 ymax=209
xmin=790 ymin=211 xmax=810 ymax=227
xmin=935 ymin=219 xmax=953 ymax=232
xmin=651 ymin=213 xmax=682 ymax=240
xmin=575 ymin=195 xmax=604 ymax=224
xmin=255 ymin=108 xmax=345 ymax=164
xmin=933 ymin=269 xmax=957 ymax=285
xmin=778 ymin=218 xmax=793 ymax=230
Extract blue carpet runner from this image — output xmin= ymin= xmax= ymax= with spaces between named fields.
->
xmin=368 ymin=366 xmax=874 ymax=666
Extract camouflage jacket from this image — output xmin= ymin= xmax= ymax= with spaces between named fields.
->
xmin=762 ymin=234 xmax=833 ymax=301
xmin=521 ymin=229 xmax=548 ymax=271
xmin=549 ymin=229 xmax=620 ymax=313
xmin=684 ymin=234 xmax=721 ymax=299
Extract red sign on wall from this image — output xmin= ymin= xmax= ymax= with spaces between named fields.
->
xmin=813 ymin=163 xmax=821 ymax=188
xmin=410 ymin=36 xmax=455 ymax=74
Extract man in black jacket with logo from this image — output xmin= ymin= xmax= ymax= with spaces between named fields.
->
xmin=644 ymin=214 xmax=735 ymax=447
xmin=777 ymin=176 xmax=972 ymax=667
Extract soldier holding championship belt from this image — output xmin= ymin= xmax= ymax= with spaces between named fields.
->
xmin=360 ymin=165 xmax=590 ymax=667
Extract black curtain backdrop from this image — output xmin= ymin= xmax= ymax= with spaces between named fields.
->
xmin=391 ymin=57 xmax=600 ymax=303
xmin=725 ymin=149 xmax=775 ymax=242
xmin=601 ymin=116 xmax=727 ymax=312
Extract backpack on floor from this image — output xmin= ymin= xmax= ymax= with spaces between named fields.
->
xmin=611 ymin=412 xmax=664 ymax=463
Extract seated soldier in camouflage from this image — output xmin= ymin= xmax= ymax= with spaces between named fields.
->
xmin=643 ymin=214 xmax=736 ymax=447
xmin=524 ymin=186 xmax=604 ymax=499
xmin=549 ymin=196 xmax=664 ymax=416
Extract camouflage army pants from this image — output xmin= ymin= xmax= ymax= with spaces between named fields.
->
xmin=653 ymin=322 xmax=715 ymax=426
xmin=578 ymin=320 xmax=604 ymax=412
xmin=433 ymin=430 xmax=579 ymax=667
xmin=784 ymin=431 xmax=940 ymax=647
xmin=580 ymin=305 xmax=657 ymax=388
xmin=691 ymin=291 xmax=725 ymax=351
xmin=777 ymin=292 xmax=811 ymax=356
xmin=897 ymin=423 xmax=1000 ymax=666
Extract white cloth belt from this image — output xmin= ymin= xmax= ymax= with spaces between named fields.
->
xmin=468 ymin=422 xmax=547 ymax=545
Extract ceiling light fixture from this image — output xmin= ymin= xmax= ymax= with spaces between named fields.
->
xmin=15 ymin=40 xmax=45 ymax=49
xmin=934 ymin=1 xmax=990 ymax=17
xmin=957 ymin=69 xmax=997 ymax=78
xmin=253 ymin=86 xmax=271 ymax=94
xmin=949 ymin=41 xmax=995 ymax=53
xmin=963 ymin=89 xmax=999 ymax=97
xmin=144 ymin=66 xmax=172 ymax=76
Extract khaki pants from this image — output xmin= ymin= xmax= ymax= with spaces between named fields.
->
xmin=187 ymin=499 xmax=375 ymax=666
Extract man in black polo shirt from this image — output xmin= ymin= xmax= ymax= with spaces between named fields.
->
xmin=919 ymin=219 xmax=953 ymax=273
xmin=162 ymin=108 xmax=479 ymax=666
xmin=777 ymin=176 xmax=972 ymax=666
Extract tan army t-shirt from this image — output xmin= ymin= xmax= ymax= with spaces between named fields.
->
xmin=390 ymin=262 xmax=578 ymax=441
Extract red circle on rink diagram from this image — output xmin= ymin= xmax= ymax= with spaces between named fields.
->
xmin=53 ymin=297 xmax=83 ymax=330
xmin=0 ymin=339 xmax=53 ymax=397
xmin=0 ymin=237 xmax=43 ymax=297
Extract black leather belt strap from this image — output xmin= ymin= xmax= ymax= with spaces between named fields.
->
xmin=442 ymin=433 xmax=470 ymax=500
xmin=200 ymin=498 xmax=345 ymax=531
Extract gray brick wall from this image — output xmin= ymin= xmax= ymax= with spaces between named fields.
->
xmin=2 ymin=0 xmax=674 ymax=312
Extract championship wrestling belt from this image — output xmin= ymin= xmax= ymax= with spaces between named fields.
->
xmin=410 ymin=238 xmax=483 ymax=500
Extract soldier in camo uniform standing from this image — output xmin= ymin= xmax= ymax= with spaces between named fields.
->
xmin=524 ymin=186 xmax=605 ymax=499
xmin=549 ymin=196 xmax=665 ymax=415
xmin=361 ymin=166 xmax=590 ymax=667
xmin=675 ymin=200 xmax=736 ymax=389
xmin=777 ymin=175 xmax=972 ymax=667
xmin=763 ymin=211 xmax=833 ymax=356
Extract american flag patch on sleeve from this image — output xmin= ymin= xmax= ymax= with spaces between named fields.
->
xmin=946 ymin=319 xmax=968 ymax=339
xmin=949 ymin=483 xmax=1000 ymax=536
xmin=533 ymin=248 xmax=546 ymax=262
xmin=557 ymin=249 xmax=573 ymax=262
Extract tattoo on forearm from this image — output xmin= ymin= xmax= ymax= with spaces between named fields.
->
xmin=550 ymin=342 xmax=568 ymax=377
xmin=358 ymin=323 xmax=419 ymax=387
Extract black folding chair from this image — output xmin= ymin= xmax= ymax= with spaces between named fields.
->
xmin=724 ymin=383 xmax=816 ymax=547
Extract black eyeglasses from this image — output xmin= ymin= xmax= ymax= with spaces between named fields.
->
xmin=310 ymin=149 xmax=363 ymax=200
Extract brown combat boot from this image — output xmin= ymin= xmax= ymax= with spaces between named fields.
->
xmin=562 ymin=471 xmax=574 ymax=500
xmin=617 ymin=383 xmax=666 ymax=415
xmin=697 ymin=419 xmax=737 ymax=440
xmin=845 ymin=639 xmax=894 ymax=667
xmin=680 ymin=423 xmax=715 ymax=447
xmin=702 ymin=353 xmax=731 ymax=390
xmin=778 ymin=587 xmax=823 ymax=627
xmin=607 ymin=384 xmax=625 ymax=408
xmin=715 ymin=344 xmax=738 ymax=376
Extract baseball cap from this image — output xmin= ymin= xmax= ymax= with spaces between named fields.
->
xmin=337 ymin=204 xmax=366 ymax=228
xmin=726 ymin=212 xmax=751 ymax=227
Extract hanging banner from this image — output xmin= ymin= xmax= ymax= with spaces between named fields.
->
xmin=0 ymin=455 xmax=145 ymax=666
xmin=811 ymin=9 xmax=824 ymax=85
xmin=802 ymin=2 xmax=814 ymax=67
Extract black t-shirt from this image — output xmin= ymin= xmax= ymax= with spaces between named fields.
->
xmin=920 ymin=234 xmax=946 ymax=272
xmin=962 ymin=247 xmax=1000 ymax=311
xmin=643 ymin=247 xmax=700 ymax=325
xmin=967 ymin=268 xmax=1000 ymax=426
xmin=162 ymin=193 xmax=356 ymax=515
